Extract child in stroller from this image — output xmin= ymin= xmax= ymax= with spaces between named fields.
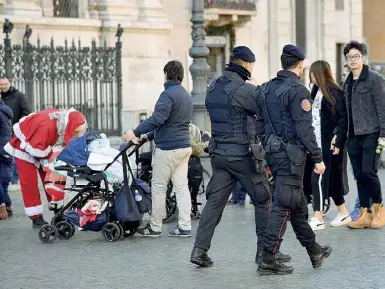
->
xmin=37 ymin=133 xmax=151 ymax=244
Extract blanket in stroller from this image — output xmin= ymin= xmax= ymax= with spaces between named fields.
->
xmin=56 ymin=132 xmax=132 ymax=185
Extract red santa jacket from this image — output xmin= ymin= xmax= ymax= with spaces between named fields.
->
xmin=4 ymin=108 xmax=86 ymax=167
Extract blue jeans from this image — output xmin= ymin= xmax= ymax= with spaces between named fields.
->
xmin=354 ymin=195 xmax=373 ymax=210
xmin=0 ymin=178 xmax=11 ymax=205
xmin=12 ymin=157 xmax=19 ymax=184
xmin=0 ymin=156 xmax=13 ymax=205
xmin=231 ymin=181 xmax=246 ymax=202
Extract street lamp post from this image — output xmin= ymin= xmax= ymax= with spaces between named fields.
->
xmin=189 ymin=0 xmax=210 ymax=131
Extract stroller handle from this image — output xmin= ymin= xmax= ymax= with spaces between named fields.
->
xmin=119 ymin=139 xmax=147 ymax=155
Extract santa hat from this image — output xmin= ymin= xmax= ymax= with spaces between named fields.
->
xmin=64 ymin=109 xmax=86 ymax=146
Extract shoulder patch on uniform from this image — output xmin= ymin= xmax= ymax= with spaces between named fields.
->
xmin=301 ymin=99 xmax=311 ymax=112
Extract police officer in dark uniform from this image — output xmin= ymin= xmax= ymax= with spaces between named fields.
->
xmin=190 ymin=46 xmax=291 ymax=267
xmin=254 ymin=44 xmax=332 ymax=275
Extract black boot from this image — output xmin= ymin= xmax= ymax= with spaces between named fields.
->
xmin=32 ymin=216 xmax=48 ymax=228
xmin=255 ymin=250 xmax=291 ymax=264
xmin=276 ymin=251 xmax=291 ymax=263
xmin=190 ymin=247 xmax=213 ymax=267
xmin=257 ymin=251 xmax=294 ymax=275
xmin=307 ymin=243 xmax=332 ymax=268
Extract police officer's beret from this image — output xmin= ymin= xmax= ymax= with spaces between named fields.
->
xmin=232 ymin=46 xmax=256 ymax=63
xmin=282 ymin=44 xmax=305 ymax=61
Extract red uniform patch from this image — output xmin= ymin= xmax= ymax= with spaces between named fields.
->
xmin=301 ymin=99 xmax=311 ymax=112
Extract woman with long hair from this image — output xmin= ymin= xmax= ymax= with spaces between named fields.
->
xmin=307 ymin=60 xmax=350 ymax=230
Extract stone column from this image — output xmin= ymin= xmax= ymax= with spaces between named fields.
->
xmin=4 ymin=0 xmax=43 ymax=16
xmin=137 ymin=0 xmax=168 ymax=23
xmin=40 ymin=0 xmax=54 ymax=17
xmin=88 ymin=0 xmax=99 ymax=19
xmin=95 ymin=0 xmax=137 ymax=21
xmin=189 ymin=0 xmax=210 ymax=131
xmin=79 ymin=0 xmax=90 ymax=18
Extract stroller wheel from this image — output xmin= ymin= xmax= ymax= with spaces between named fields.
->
xmin=102 ymin=222 xmax=121 ymax=242
xmin=55 ymin=221 xmax=75 ymax=240
xmin=38 ymin=225 xmax=59 ymax=244
xmin=51 ymin=215 xmax=65 ymax=226
xmin=116 ymin=222 xmax=124 ymax=239
xmin=122 ymin=227 xmax=137 ymax=237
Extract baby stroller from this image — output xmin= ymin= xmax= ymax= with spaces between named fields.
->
xmin=38 ymin=134 xmax=151 ymax=244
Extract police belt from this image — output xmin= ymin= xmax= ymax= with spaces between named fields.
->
xmin=215 ymin=142 xmax=249 ymax=152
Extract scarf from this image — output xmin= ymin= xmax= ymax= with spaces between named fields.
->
xmin=224 ymin=63 xmax=251 ymax=81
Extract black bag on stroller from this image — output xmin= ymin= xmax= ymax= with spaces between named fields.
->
xmin=114 ymin=144 xmax=152 ymax=233
xmin=188 ymin=156 xmax=203 ymax=216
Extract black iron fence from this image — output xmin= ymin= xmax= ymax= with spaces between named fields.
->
xmin=0 ymin=19 xmax=123 ymax=136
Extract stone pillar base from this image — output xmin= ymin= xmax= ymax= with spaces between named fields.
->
xmin=192 ymin=104 xmax=210 ymax=132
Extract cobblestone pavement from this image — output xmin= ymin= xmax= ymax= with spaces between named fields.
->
xmin=1 ymin=159 xmax=385 ymax=289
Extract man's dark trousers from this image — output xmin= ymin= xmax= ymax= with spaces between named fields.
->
xmin=194 ymin=154 xmax=270 ymax=252
xmin=263 ymin=176 xmax=315 ymax=254
xmin=347 ymin=132 xmax=382 ymax=208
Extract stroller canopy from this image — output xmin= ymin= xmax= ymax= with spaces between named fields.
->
xmin=57 ymin=132 xmax=102 ymax=166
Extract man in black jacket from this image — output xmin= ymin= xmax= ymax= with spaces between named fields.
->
xmin=0 ymin=78 xmax=31 ymax=126
xmin=342 ymin=41 xmax=385 ymax=229
xmin=0 ymin=77 xmax=31 ymax=191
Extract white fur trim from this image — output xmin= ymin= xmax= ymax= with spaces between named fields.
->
xmin=25 ymin=204 xmax=43 ymax=216
xmin=64 ymin=107 xmax=77 ymax=126
xmin=13 ymin=121 xmax=52 ymax=158
xmin=4 ymin=143 xmax=40 ymax=167
xmin=52 ymin=145 xmax=64 ymax=153
xmin=48 ymin=200 xmax=64 ymax=208
xmin=45 ymin=184 xmax=65 ymax=194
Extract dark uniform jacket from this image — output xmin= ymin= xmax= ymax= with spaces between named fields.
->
xmin=206 ymin=70 xmax=259 ymax=157
xmin=1 ymin=87 xmax=31 ymax=126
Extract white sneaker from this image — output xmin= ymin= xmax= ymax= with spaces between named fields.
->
xmin=330 ymin=213 xmax=352 ymax=227
xmin=309 ymin=217 xmax=325 ymax=231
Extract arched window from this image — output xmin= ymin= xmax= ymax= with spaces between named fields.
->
xmin=53 ymin=0 xmax=79 ymax=18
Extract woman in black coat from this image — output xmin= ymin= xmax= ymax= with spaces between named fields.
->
xmin=306 ymin=60 xmax=350 ymax=231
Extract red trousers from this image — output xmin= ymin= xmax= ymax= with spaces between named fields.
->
xmin=15 ymin=158 xmax=51 ymax=220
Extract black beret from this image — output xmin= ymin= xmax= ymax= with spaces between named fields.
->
xmin=232 ymin=46 xmax=256 ymax=63
xmin=282 ymin=44 xmax=305 ymax=61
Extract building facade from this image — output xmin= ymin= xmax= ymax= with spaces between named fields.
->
xmin=0 ymin=0 xmax=363 ymax=135
xmin=363 ymin=0 xmax=385 ymax=77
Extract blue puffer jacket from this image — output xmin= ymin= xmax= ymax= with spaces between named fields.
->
xmin=0 ymin=100 xmax=13 ymax=156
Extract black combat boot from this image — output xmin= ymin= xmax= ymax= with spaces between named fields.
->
xmin=32 ymin=216 xmax=48 ymax=228
xmin=190 ymin=247 xmax=213 ymax=267
xmin=307 ymin=243 xmax=332 ymax=268
xmin=257 ymin=251 xmax=294 ymax=275
xmin=255 ymin=250 xmax=291 ymax=264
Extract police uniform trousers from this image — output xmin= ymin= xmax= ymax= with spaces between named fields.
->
xmin=194 ymin=153 xmax=270 ymax=252
xmin=263 ymin=174 xmax=316 ymax=254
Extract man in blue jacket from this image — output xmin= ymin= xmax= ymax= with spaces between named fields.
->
xmin=124 ymin=60 xmax=193 ymax=237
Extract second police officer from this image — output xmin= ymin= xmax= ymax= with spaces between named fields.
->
xmin=254 ymin=44 xmax=332 ymax=275
xmin=190 ymin=46 xmax=291 ymax=267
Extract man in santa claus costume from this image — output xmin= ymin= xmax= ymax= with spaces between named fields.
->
xmin=4 ymin=107 xmax=87 ymax=228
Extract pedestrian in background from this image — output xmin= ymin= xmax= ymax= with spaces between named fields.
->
xmin=0 ymin=77 xmax=31 ymax=190
xmin=342 ymin=41 xmax=385 ymax=229
xmin=0 ymin=99 xmax=14 ymax=219
xmin=307 ymin=60 xmax=350 ymax=231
